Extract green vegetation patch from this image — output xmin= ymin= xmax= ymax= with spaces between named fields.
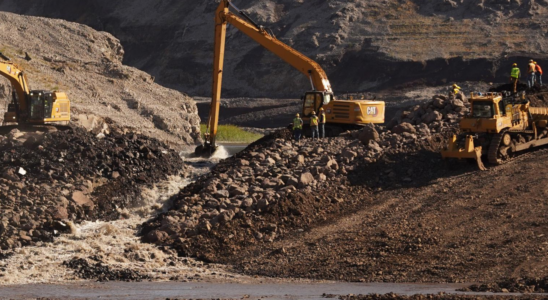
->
xmin=200 ymin=124 xmax=263 ymax=143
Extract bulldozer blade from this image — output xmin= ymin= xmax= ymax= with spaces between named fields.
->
xmin=474 ymin=148 xmax=487 ymax=171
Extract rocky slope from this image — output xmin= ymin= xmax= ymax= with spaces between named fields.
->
xmin=0 ymin=12 xmax=200 ymax=148
xmin=1 ymin=1 xmax=548 ymax=97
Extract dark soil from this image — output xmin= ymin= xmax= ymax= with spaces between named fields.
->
xmin=460 ymin=277 xmax=548 ymax=293
xmin=338 ymin=294 xmax=543 ymax=300
xmin=63 ymin=257 xmax=150 ymax=282
xmin=0 ymin=125 xmax=185 ymax=253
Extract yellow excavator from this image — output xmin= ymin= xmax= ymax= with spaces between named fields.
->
xmin=442 ymin=91 xmax=548 ymax=170
xmin=0 ymin=56 xmax=70 ymax=126
xmin=196 ymin=0 xmax=385 ymax=155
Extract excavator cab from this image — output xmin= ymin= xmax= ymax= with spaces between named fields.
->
xmin=302 ymin=91 xmax=333 ymax=117
xmin=29 ymin=91 xmax=46 ymax=120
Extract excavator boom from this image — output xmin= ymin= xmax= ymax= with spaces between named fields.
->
xmin=197 ymin=0 xmax=384 ymax=155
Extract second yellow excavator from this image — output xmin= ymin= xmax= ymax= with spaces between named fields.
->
xmin=196 ymin=0 xmax=385 ymax=155
xmin=0 ymin=56 xmax=70 ymax=126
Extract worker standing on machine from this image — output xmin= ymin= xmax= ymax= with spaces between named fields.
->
xmin=319 ymin=108 xmax=326 ymax=139
xmin=528 ymin=59 xmax=536 ymax=88
xmin=293 ymin=113 xmax=304 ymax=142
xmin=452 ymin=84 xmax=461 ymax=95
xmin=535 ymin=61 xmax=543 ymax=86
xmin=310 ymin=111 xmax=319 ymax=140
xmin=510 ymin=63 xmax=520 ymax=93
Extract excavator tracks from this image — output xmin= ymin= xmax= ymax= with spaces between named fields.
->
xmin=0 ymin=124 xmax=72 ymax=136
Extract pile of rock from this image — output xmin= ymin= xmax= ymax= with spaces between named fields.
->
xmin=349 ymin=94 xmax=467 ymax=161
xmin=0 ymin=126 xmax=184 ymax=251
xmin=141 ymin=134 xmax=368 ymax=246
xmin=387 ymin=94 xmax=469 ymax=134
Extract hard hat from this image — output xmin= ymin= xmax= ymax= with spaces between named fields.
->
xmin=513 ymin=63 xmax=517 ymax=67
xmin=320 ymin=108 xmax=324 ymax=111
xmin=534 ymin=61 xmax=538 ymax=64
xmin=530 ymin=59 xmax=534 ymax=62
xmin=312 ymin=111 xmax=316 ymax=115
xmin=452 ymin=84 xmax=457 ymax=87
xmin=296 ymin=113 xmax=300 ymax=117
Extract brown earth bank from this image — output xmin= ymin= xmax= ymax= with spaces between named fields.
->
xmin=2 ymin=1 xmax=548 ymax=98
xmin=0 ymin=11 xmax=200 ymax=148
xmin=140 ymin=86 xmax=548 ymax=285
xmin=338 ymin=294 xmax=546 ymax=300
xmin=0 ymin=124 xmax=185 ymax=253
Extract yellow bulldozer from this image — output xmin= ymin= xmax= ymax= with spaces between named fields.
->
xmin=442 ymin=91 xmax=548 ymax=170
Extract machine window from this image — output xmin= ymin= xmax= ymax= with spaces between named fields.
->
xmin=471 ymin=101 xmax=494 ymax=118
xmin=304 ymin=94 xmax=316 ymax=116
xmin=324 ymin=94 xmax=333 ymax=105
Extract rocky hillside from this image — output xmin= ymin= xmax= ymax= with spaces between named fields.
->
xmin=0 ymin=0 xmax=548 ymax=98
xmin=0 ymin=12 xmax=200 ymax=148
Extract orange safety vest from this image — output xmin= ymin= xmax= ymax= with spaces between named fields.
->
xmin=529 ymin=63 xmax=536 ymax=73
xmin=536 ymin=64 xmax=543 ymax=75
xmin=319 ymin=112 xmax=326 ymax=124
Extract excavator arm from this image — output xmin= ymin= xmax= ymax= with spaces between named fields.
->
xmin=200 ymin=0 xmax=333 ymax=154
xmin=0 ymin=60 xmax=30 ymax=120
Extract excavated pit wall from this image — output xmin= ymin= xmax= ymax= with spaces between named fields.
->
xmin=2 ymin=1 xmax=548 ymax=98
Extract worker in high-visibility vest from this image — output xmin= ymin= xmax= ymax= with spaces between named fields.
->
xmin=310 ymin=111 xmax=319 ymax=140
xmin=319 ymin=107 xmax=326 ymax=139
xmin=535 ymin=61 xmax=543 ymax=86
xmin=452 ymin=84 xmax=461 ymax=95
xmin=510 ymin=63 xmax=521 ymax=93
xmin=293 ymin=113 xmax=304 ymax=141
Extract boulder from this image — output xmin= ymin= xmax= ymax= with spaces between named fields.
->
xmin=391 ymin=122 xmax=417 ymax=134
xmin=342 ymin=149 xmax=358 ymax=160
xmin=143 ymin=230 xmax=168 ymax=244
xmin=71 ymin=191 xmax=95 ymax=209
xmin=213 ymin=189 xmax=230 ymax=199
xmin=50 ymin=206 xmax=69 ymax=220
xmin=300 ymin=172 xmax=315 ymax=186
xmin=358 ymin=124 xmax=379 ymax=145
xmin=367 ymin=140 xmax=384 ymax=152
xmin=421 ymin=111 xmax=443 ymax=124
xmin=1 ymin=168 xmax=20 ymax=182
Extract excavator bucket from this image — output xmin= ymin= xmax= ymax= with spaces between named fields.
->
xmin=441 ymin=135 xmax=487 ymax=170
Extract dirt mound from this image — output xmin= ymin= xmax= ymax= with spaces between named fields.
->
xmin=489 ymin=83 xmax=529 ymax=93
xmin=139 ymin=124 xmax=456 ymax=270
xmin=64 ymin=257 xmax=150 ymax=282
xmin=461 ymin=277 xmax=548 ymax=294
xmin=339 ymin=294 xmax=535 ymax=300
xmin=0 ymin=125 xmax=184 ymax=253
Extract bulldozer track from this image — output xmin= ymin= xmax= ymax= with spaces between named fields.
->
xmin=487 ymin=130 xmax=506 ymax=165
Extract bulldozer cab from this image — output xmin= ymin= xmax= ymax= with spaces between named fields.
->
xmin=469 ymin=92 xmax=506 ymax=119
xmin=302 ymin=91 xmax=333 ymax=117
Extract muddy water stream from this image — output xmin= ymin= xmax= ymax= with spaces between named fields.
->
xmin=0 ymin=146 xmax=244 ymax=285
